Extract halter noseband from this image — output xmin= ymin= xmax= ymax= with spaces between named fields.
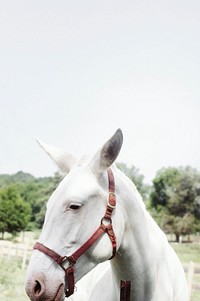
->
xmin=33 ymin=168 xmax=117 ymax=298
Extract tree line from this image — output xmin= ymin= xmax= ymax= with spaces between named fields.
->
xmin=0 ymin=165 xmax=199 ymax=241
xmin=0 ymin=171 xmax=62 ymax=238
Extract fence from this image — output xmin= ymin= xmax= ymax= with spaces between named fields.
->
xmin=0 ymin=242 xmax=199 ymax=300
xmin=0 ymin=242 xmax=32 ymax=270
xmin=183 ymin=261 xmax=200 ymax=301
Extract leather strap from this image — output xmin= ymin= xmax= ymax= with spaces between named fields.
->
xmin=67 ymin=220 xmax=116 ymax=264
xmin=33 ymin=242 xmax=66 ymax=265
xmin=65 ymin=266 xmax=75 ymax=297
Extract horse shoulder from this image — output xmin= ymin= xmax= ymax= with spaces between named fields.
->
xmin=152 ymin=244 xmax=188 ymax=301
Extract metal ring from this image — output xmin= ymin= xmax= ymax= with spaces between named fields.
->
xmin=101 ymin=217 xmax=112 ymax=226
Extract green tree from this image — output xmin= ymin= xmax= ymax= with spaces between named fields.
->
xmin=0 ymin=185 xmax=31 ymax=238
xmin=150 ymin=167 xmax=179 ymax=208
xmin=150 ymin=166 xmax=200 ymax=241
xmin=17 ymin=172 xmax=62 ymax=229
xmin=0 ymin=171 xmax=62 ymax=230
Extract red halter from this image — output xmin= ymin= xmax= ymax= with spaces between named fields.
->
xmin=33 ymin=168 xmax=117 ymax=298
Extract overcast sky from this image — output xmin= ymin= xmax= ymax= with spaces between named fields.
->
xmin=0 ymin=0 xmax=200 ymax=183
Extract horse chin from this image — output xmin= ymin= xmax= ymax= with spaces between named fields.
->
xmin=53 ymin=284 xmax=65 ymax=301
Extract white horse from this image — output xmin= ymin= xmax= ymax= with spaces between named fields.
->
xmin=25 ymin=129 xmax=188 ymax=301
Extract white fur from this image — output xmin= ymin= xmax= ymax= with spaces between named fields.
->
xmin=26 ymin=130 xmax=188 ymax=301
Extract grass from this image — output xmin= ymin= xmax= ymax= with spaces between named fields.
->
xmin=170 ymin=242 xmax=200 ymax=264
xmin=171 ymin=242 xmax=200 ymax=301
xmin=0 ymin=238 xmax=199 ymax=301
xmin=0 ymin=231 xmax=39 ymax=301
xmin=0 ymin=258 xmax=29 ymax=301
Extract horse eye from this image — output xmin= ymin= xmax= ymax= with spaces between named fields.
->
xmin=69 ymin=204 xmax=81 ymax=210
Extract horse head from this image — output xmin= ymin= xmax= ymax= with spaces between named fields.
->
xmin=25 ymin=129 xmax=125 ymax=301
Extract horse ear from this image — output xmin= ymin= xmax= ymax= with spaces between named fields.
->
xmin=35 ymin=138 xmax=77 ymax=174
xmin=91 ymin=129 xmax=123 ymax=174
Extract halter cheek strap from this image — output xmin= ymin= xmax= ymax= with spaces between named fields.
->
xmin=33 ymin=168 xmax=117 ymax=298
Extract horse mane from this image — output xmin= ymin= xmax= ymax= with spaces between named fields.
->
xmin=114 ymin=165 xmax=146 ymax=210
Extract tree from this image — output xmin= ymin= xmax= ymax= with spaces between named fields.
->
xmin=150 ymin=166 xmax=200 ymax=241
xmin=0 ymin=171 xmax=35 ymax=188
xmin=168 ymin=167 xmax=200 ymax=217
xmin=150 ymin=167 xmax=179 ymax=208
xmin=0 ymin=171 xmax=63 ymax=230
xmin=17 ymin=172 xmax=62 ymax=229
xmin=173 ymin=213 xmax=196 ymax=242
xmin=0 ymin=185 xmax=31 ymax=238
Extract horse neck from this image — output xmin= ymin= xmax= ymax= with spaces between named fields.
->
xmin=111 ymin=169 xmax=165 ymax=298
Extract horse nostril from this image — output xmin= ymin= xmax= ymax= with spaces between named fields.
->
xmin=25 ymin=274 xmax=46 ymax=300
xmin=34 ymin=280 xmax=42 ymax=296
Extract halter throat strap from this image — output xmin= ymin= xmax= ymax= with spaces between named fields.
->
xmin=33 ymin=168 xmax=117 ymax=298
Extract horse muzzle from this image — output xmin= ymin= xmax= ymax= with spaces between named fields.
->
xmin=25 ymin=271 xmax=65 ymax=301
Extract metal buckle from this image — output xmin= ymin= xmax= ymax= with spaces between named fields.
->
xmin=107 ymin=192 xmax=116 ymax=209
xmin=62 ymin=256 xmax=67 ymax=263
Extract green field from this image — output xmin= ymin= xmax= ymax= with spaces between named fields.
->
xmin=0 ymin=258 xmax=29 ymax=301
xmin=0 ymin=241 xmax=199 ymax=301
xmin=171 ymin=242 xmax=200 ymax=301
xmin=171 ymin=242 xmax=200 ymax=264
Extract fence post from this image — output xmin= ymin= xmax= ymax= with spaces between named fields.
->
xmin=21 ymin=244 xmax=28 ymax=270
xmin=120 ymin=280 xmax=131 ymax=301
xmin=187 ymin=261 xmax=194 ymax=301
xmin=7 ymin=244 xmax=11 ymax=259
xmin=15 ymin=244 xmax=19 ymax=257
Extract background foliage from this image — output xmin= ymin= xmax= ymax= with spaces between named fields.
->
xmin=150 ymin=166 xmax=200 ymax=241
xmin=0 ymin=165 xmax=199 ymax=240
xmin=0 ymin=171 xmax=62 ymax=235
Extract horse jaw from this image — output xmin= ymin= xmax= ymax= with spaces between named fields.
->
xmin=90 ymin=128 xmax=123 ymax=174
xmin=35 ymin=138 xmax=77 ymax=174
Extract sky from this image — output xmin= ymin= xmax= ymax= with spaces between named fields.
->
xmin=0 ymin=0 xmax=200 ymax=183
